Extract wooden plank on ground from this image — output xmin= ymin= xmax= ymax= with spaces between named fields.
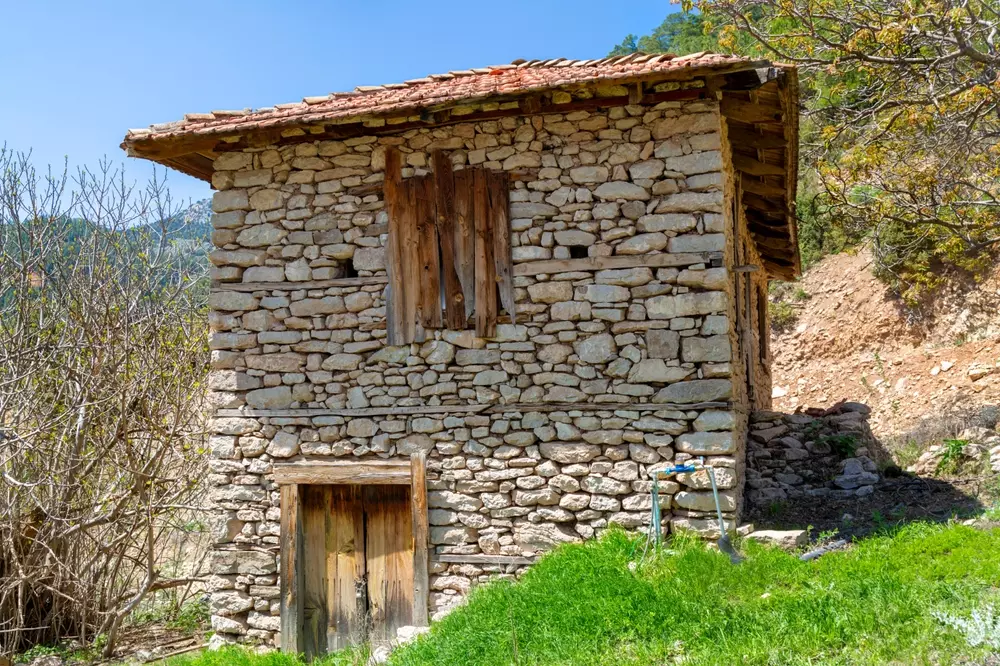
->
xmin=273 ymin=460 xmax=413 ymax=486
xmin=326 ymin=486 xmax=365 ymax=651
xmin=279 ymin=484 xmax=303 ymax=655
xmin=473 ymin=168 xmax=496 ymax=338
xmin=383 ymin=147 xmax=406 ymax=345
xmin=488 ymin=170 xmax=515 ymax=324
xmin=415 ymin=175 xmax=442 ymax=329
xmin=452 ymin=169 xmax=476 ymax=320
xmin=410 ymin=452 xmax=429 ymax=626
xmin=432 ymin=151 xmax=466 ymax=329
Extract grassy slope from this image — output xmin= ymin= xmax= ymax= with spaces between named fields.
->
xmin=393 ymin=525 xmax=1000 ymax=666
xmin=169 ymin=524 xmax=1000 ymax=666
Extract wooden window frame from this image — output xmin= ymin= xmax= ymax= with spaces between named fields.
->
xmin=276 ymin=454 xmax=429 ymax=654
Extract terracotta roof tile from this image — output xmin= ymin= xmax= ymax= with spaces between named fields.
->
xmin=124 ymin=53 xmax=761 ymax=144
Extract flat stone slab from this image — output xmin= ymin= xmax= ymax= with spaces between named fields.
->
xmin=745 ymin=529 xmax=809 ymax=549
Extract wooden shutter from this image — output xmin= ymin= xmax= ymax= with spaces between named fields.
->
xmin=383 ymin=151 xmax=514 ymax=345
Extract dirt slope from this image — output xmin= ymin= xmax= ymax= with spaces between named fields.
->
xmin=770 ymin=249 xmax=1000 ymax=448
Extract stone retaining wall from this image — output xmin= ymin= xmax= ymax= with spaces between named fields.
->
xmin=745 ymin=403 xmax=881 ymax=506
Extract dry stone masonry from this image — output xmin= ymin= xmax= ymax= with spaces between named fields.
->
xmin=745 ymin=402 xmax=883 ymax=506
xmin=120 ymin=51 xmax=801 ymax=655
xmin=203 ymin=98 xmax=763 ymax=643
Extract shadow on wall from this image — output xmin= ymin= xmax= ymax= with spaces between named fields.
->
xmin=743 ymin=401 xmax=985 ymax=539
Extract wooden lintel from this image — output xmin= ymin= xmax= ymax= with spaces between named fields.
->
xmin=513 ymin=252 xmax=723 ymax=277
xmin=732 ymin=153 xmax=785 ymax=177
xmin=217 ymin=401 xmax=733 ymax=419
xmin=216 ymin=404 xmax=491 ymax=418
xmin=273 ymin=460 xmax=412 ymax=486
xmin=732 ymin=264 xmax=761 ymax=273
xmin=214 ymin=275 xmax=388 ymax=292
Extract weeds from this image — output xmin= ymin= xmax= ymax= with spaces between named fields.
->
xmin=769 ymin=300 xmax=798 ymax=332
xmin=821 ymin=433 xmax=858 ymax=458
xmin=937 ymin=439 xmax=969 ymax=476
xmin=933 ymin=605 xmax=1000 ymax=650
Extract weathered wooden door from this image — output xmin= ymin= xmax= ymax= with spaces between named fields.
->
xmin=298 ymin=484 xmax=413 ymax=658
xmin=363 ymin=486 xmax=414 ymax=642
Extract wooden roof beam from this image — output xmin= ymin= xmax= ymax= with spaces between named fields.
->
xmin=721 ymin=97 xmax=784 ymax=124
xmin=733 ymin=153 xmax=785 ymax=177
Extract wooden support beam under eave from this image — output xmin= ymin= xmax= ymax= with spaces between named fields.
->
xmin=721 ymin=97 xmax=784 ymax=124
xmin=732 ymin=153 xmax=786 ymax=177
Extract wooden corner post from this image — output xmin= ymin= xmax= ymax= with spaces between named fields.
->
xmin=410 ymin=452 xmax=429 ymax=626
xmin=280 ymin=484 xmax=304 ymax=654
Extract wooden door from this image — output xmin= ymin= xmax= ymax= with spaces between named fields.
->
xmin=326 ymin=486 xmax=366 ymax=651
xmin=363 ymin=486 xmax=414 ymax=642
xmin=297 ymin=484 xmax=414 ymax=657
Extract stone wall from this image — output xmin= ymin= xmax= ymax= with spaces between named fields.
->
xmin=745 ymin=403 xmax=881 ymax=506
xmin=205 ymin=97 xmax=754 ymax=644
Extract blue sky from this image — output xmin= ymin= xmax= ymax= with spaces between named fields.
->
xmin=0 ymin=1 xmax=674 ymax=205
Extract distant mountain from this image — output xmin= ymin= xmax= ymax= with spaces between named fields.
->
xmin=1 ymin=199 xmax=213 ymax=300
xmin=157 ymin=198 xmax=212 ymax=243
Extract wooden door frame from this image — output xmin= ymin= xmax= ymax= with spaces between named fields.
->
xmin=276 ymin=453 xmax=429 ymax=654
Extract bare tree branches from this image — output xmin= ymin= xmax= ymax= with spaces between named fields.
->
xmin=0 ymin=149 xmax=210 ymax=657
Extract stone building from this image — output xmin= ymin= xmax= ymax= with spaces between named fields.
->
xmin=122 ymin=52 xmax=800 ymax=656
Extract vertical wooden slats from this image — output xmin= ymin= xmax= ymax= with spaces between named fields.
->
xmin=401 ymin=179 xmax=420 ymax=344
xmin=489 ymin=170 xmax=515 ymax=325
xmin=280 ymin=484 xmax=302 ymax=655
xmin=432 ymin=151 xmax=466 ymax=330
xmin=363 ymin=486 xmax=414 ymax=643
xmin=416 ymin=175 xmax=443 ymax=329
xmin=410 ymin=452 xmax=429 ymax=626
xmin=326 ymin=486 xmax=365 ymax=652
xmin=383 ymin=147 xmax=406 ymax=346
xmin=473 ymin=169 xmax=497 ymax=338
xmin=453 ymin=169 xmax=477 ymax=320
xmin=383 ymin=161 xmax=512 ymax=342
xmin=301 ymin=487 xmax=329 ymax=661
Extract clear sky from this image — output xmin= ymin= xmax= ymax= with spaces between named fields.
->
xmin=0 ymin=0 xmax=674 ymax=205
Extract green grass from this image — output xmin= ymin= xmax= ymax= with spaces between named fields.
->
xmin=392 ymin=524 xmax=1000 ymax=666
xmin=166 ymin=645 xmax=369 ymax=666
xmin=167 ymin=524 xmax=1000 ymax=666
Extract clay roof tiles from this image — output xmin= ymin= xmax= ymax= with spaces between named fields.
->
xmin=123 ymin=52 xmax=756 ymax=144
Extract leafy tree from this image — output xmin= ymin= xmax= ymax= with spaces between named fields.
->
xmin=610 ymin=12 xmax=720 ymax=56
xmin=702 ymin=0 xmax=1000 ymax=301
xmin=615 ymin=1 xmax=1000 ymax=301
